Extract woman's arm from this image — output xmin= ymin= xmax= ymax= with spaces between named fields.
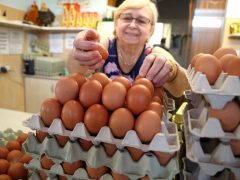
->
xmin=66 ymin=29 xmax=111 ymax=74
xmin=140 ymin=46 xmax=190 ymax=97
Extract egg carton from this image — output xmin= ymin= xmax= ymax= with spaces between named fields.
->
xmin=162 ymin=92 xmax=175 ymax=112
xmin=186 ymin=66 xmax=240 ymax=96
xmin=184 ymin=114 xmax=240 ymax=168
xmin=186 ymin=102 xmax=240 ymax=139
xmin=23 ymin=133 xmax=179 ymax=180
xmin=26 ymin=159 xmax=113 ymax=180
xmin=182 ymin=158 xmax=240 ymax=180
xmin=184 ymin=89 xmax=239 ymax=109
xmin=24 ymin=114 xmax=180 ymax=153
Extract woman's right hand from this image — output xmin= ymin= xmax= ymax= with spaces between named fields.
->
xmin=72 ymin=29 xmax=108 ymax=70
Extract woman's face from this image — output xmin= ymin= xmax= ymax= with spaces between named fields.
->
xmin=115 ymin=7 xmax=154 ymax=46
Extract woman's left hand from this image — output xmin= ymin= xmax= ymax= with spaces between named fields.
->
xmin=139 ymin=53 xmax=173 ymax=87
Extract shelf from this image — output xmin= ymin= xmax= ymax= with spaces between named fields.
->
xmin=228 ymin=33 xmax=240 ymax=39
xmin=0 ymin=19 xmax=85 ymax=32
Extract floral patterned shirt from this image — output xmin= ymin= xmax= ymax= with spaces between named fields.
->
xmin=102 ymin=39 xmax=152 ymax=83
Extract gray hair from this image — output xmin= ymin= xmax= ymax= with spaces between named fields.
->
xmin=113 ymin=0 xmax=158 ymax=37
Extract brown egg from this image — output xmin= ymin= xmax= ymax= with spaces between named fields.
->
xmin=79 ymin=80 xmax=102 ymax=108
xmin=230 ymin=139 xmax=240 ymax=156
xmin=102 ymin=81 xmax=127 ymax=111
xmin=40 ymin=154 xmax=54 ymax=170
xmin=109 ymin=108 xmax=134 ymax=138
xmin=7 ymin=162 xmax=28 ymax=180
xmin=78 ymin=139 xmax=93 ymax=151
xmin=70 ymin=73 xmax=87 ymax=88
xmin=194 ymin=54 xmax=221 ymax=85
xmin=61 ymin=100 xmax=84 ymax=130
xmin=226 ymin=57 xmax=240 ymax=76
xmin=6 ymin=140 xmax=21 ymax=151
xmin=35 ymin=130 xmax=48 ymax=143
xmin=55 ymin=77 xmax=79 ymax=104
xmin=0 ymin=174 xmax=12 ymax=180
xmin=103 ymin=143 xmax=117 ymax=157
xmin=55 ymin=134 xmax=69 ymax=147
xmin=218 ymin=54 xmax=238 ymax=72
xmin=86 ymin=165 xmax=109 ymax=179
xmin=133 ymin=78 xmax=154 ymax=97
xmin=153 ymin=87 xmax=164 ymax=105
xmin=154 ymin=151 xmax=175 ymax=166
xmin=127 ymin=147 xmax=144 ymax=161
xmin=191 ymin=53 xmax=205 ymax=67
xmin=127 ymin=84 xmax=152 ymax=115
xmin=6 ymin=150 xmax=23 ymax=162
xmin=0 ymin=159 xmax=10 ymax=174
xmin=209 ymin=101 xmax=240 ymax=132
xmin=84 ymin=104 xmax=109 ymax=135
xmin=113 ymin=76 xmax=131 ymax=90
xmin=40 ymin=98 xmax=62 ymax=127
xmin=147 ymin=102 xmax=164 ymax=117
xmin=38 ymin=170 xmax=47 ymax=180
xmin=213 ymin=47 xmax=237 ymax=59
xmin=62 ymin=160 xmax=84 ymax=175
xmin=17 ymin=133 xmax=28 ymax=145
xmin=89 ymin=72 xmax=111 ymax=88
xmin=97 ymin=43 xmax=109 ymax=60
xmin=111 ymin=171 xmax=130 ymax=180
xmin=20 ymin=153 xmax=33 ymax=164
xmin=0 ymin=147 xmax=9 ymax=159
xmin=135 ymin=110 xmax=161 ymax=143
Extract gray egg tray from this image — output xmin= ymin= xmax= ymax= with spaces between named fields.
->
xmin=182 ymin=158 xmax=240 ymax=180
xmin=184 ymin=89 xmax=239 ymax=109
xmin=27 ymin=165 xmax=114 ymax=180
xmin=186 ymin=66 xmax=240 ymax=96
xmin=183 ymin=111 xmax=240 ymax=168
xmin=23 ymin=133 xmax=179 ymax=180
xmin=24 ymin=114 xmax=180 ymax=153
xmin=186 ymin=101 xmax=240 ymax=139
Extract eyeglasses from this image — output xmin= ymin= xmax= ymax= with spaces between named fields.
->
xmin=119 ymin=13 xmax=151 ymax=26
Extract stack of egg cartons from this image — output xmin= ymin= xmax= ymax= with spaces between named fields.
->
xmin=22 ymin=72 xmax=181 ymax=180
xmin=183 ymin=48 xmax=240 ymax=179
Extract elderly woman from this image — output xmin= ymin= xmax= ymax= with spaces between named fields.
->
xmin=67 ymin=0 xmax=189 ymax=97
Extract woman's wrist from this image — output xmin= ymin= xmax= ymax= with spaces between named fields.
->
xmin=167 ymin=60 xmax=178 ymax=83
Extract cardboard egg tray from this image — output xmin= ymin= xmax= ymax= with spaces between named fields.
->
xmin=23 ymin=133 xmax=179 ymax=180
xmin=26 ymin=160 xmax=113 ymax=180
xmin=186 ymin=66 xmax=240 ymax=96
xmin=184 ymin=89 xmax=239 ymax=109
xmin=183 ymin=113 xmax=240 ymax=168
xmin=182 ymin=158 xmax=240 ymax=180
xmin=186 ymin=102 xmax=240 ymax=139
xmin=24 ymin=114 xmax=180 ymax=153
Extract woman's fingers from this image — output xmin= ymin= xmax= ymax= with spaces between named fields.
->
xmin=145 ymin=54 xmax=166 ymax=80
xmin=85 ymin=29 xmax=100 ymax=41
xmin=139 ymin=54 xmax=155 ymax=77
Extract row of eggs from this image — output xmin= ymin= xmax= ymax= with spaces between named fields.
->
xmin=40 ymin=73 xmax=165 ymax=144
